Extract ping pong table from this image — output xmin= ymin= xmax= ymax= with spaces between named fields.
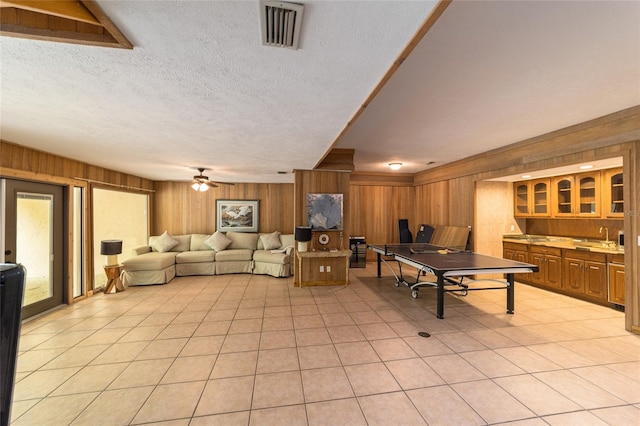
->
xmin=368 ymin=243 xmax=538 ymax=319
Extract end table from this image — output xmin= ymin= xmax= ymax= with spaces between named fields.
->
xmin=104 ymin=265 xmax=124 ymax=294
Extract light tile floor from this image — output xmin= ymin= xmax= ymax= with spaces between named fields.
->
xmin=10 ymin=266 xmax=640 ymax=425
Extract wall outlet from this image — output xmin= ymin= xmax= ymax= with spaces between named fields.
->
xmin=510 ymin=224 xmax=515 ymax=231
xmin=320 ymin=265 xmax=324 ymax=272
xmin=327 ymin=266 xmax=331 ymax=272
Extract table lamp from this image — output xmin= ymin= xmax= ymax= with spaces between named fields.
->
xmin=294 ymin=226 xmax=312 ymax=252
xmin=100 ymin=240 xmax=122 ymax=266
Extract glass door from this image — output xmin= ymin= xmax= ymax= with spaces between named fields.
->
xmin=2 ymin=179 xmax=64 ymax=318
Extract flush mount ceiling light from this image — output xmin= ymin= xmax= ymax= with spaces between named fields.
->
xmin=521 ymin=174 xmax=532 ymax=179
xmin=389 ymin=163 xmax=402 ymax=170
xmin=579 ymin=164 xmax=594 ymax=170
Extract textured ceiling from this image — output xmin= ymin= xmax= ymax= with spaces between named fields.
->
xmin=1 ymin=1 xmax=639 ymax=184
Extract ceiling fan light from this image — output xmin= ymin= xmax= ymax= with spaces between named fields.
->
xmin=191 ymin=181 xmax=209 ymax=192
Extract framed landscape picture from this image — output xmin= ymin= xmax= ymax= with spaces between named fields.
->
xmin=216 ymin=200 xmax=259 ymax=233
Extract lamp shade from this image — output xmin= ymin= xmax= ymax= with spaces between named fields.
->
xmin=100 ymin=240 xmax=122 ymax=255
xmin=294 ymin=226 xmax=312 ymax=242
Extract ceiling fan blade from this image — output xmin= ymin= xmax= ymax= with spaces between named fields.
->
xmin=212 ymin=181 xmax=234 ymax=186
xmin=205 ymin=181 xmax=219 ymax=188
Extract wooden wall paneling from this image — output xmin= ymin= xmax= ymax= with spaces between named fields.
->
xmin=152 ymin=181 xmax=295 ymax=236
xmin=448 ymin=176 xmax=474 ymax=227
xmin=348 ymin=184 xmax=415 ymax=261
xmin=414 ymin=180 xmax=449 ymax=226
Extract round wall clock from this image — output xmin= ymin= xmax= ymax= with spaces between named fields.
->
xmin=318 ymin=233 xmax=330 ymax=246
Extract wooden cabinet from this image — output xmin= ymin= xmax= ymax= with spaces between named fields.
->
xmin=576 ymin=172 xmax=601 ymax=217
xmin=516 ymin=168 xmax=620 ymax=218
xmin=514 ymin=179 xmax=550 ymax=217
xmin=531 ymin=179 xmax=550 ymax=216
xmin=552 ymin=175 xmax=574 ymax=216
xmin=563 ymin=250 xmax=607 ymax=300
xmin=503 ymin=242 xmax=528 ymax=263
xmin=503 ymin=240 xmax=624 ymax=308
xmin=608 ymin=253 xmax=624 ymax=305
xmin=603 ymin=167 xmax=624 ymax=218
xmin=514 ymin=182 xmax=530 ymax=217
xmin=296 ymin=250 xmax=351 ymax=287
xmin=529 ymin=246 xmax=562 ymax=288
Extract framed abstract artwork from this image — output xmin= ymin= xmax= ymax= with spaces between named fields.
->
xmin=306 ymin=193 xmax=343 ymax=230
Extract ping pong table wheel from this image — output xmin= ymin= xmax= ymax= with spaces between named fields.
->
xmin=394 ymin=280 xmax=400 ymax=287
xmin=411 ymin=290 xmax=419 ymax=299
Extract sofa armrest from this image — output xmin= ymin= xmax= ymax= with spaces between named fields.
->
xmin=132 ymin=246 xmax=152 ymax=256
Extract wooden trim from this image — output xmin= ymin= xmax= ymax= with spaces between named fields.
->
xmin=81 ymin=0 xmax=132 ymax=49
xmin=0 ymin=0 xmax=100 ymax=24
xmin=350 ymin=171 xmax=414 ymax=186
xmin=0 ymin=0 xmax=132 ymax=49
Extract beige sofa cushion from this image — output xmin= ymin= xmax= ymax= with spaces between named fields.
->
xmin=227 ymin=232 xmax=259 ymax=250
xmin=123 ymin=252 xmax=177 ymax=271
xmin=170 ymin=235 xmax=191 ymax=252
xmin=150 ymin=231 xmax=179 ymax=253
xmin=214 ymin=249 xmax=253 ymax=262
xmin=175 ymin=250 xmax=215 ymax=264
xmin=190 ymin=234 xmax=213 ymax=251
xmin=253 ymin=250 xmax=289 ymax=264
xmin=258 ymin=232 xmax=281 ymax=250
xmin=205 ymin=232 xmax=232 ymax=251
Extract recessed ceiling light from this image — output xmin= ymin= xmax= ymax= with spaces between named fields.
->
xmin=579 ymin=164 xmax=593 ymax=170
xmin=521 ymin=174 xmax=532 ymax=179
xmin=389 ymin=163 xmax=402 ymax=170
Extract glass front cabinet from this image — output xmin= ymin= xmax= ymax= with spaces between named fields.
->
xmin=603 ymin=167 xmax=623 ymax=217
xmin=514 ymin=182 xmax=530 ymax=217
xmin=576 ymin=172 xmax=600 ymax=217
xmin=531 ymin=178 xmax=550 ymax=216
xmin=514 ymin=168 xmax=621 ymax=218
xmin=552 ymin=175 xmax=574 ymax=216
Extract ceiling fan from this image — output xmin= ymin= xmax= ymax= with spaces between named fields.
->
xmin=191 ymin=168 xmax=233 ymax=192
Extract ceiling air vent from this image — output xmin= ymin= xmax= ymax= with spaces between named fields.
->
xmin=260 ymin=1 xmax=304 ymax=50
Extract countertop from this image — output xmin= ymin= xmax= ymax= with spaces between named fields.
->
xmin=503 ymin=234 xmax=624 ymax=255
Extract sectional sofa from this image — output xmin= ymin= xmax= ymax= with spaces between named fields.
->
xmin=121 ymin=231 xmax=294 ymax=286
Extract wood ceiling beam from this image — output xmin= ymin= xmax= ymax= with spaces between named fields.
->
xmin=0 ymin=0 xmax=99 ymax=25
xmin=0 ymin=0 xmax=132 ymax=49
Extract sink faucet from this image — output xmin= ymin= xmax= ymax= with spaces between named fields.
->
xmin=599 ymin=226 xmax=610 ymax=243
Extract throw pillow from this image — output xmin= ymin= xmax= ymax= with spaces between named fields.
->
xmin=260 ymin=231 xmax=281 ymax=250
xmin=152 ymin=231 xmax=179 ymax=253
xmin=205 ymin=231 xmax=232 ymax=252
